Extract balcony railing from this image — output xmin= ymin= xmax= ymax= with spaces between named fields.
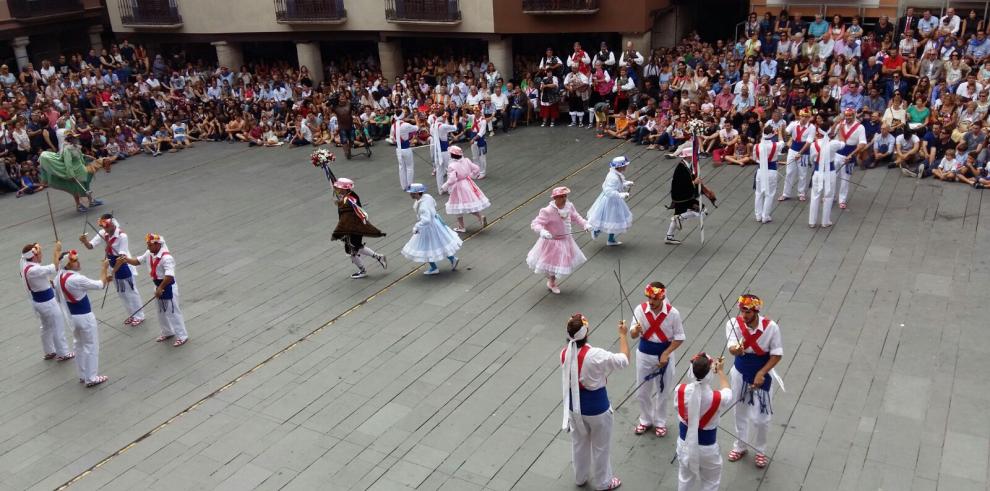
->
xmin=275 ymin=0 xmax=347 ymax=23
xmin=7 ymin=0 xmax=84 ymax=19
xmin=521 ymin=0 xmax=599 ymax=14
xmin=118 ymin=0 xmax=183 ymax=27
xmin=385 ymin=0 xmax=461 ymax=24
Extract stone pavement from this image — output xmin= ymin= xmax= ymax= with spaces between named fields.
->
xmin=0 ymin=127 xmax=987 ymax=491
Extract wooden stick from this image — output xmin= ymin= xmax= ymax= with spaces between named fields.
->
xmin=45 ymin=190 xmax=59 ymax=242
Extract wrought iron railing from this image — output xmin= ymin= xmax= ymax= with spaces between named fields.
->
xmin=521 ymin=0 xmax=599 ymax=13
xmin=7 ymin=0 xmax=83 ymax=19
xmin=275 ymin=0 xmax=346 ymax=22
xmin=118 ymin=0 xmax=183 ymax=26
xmin=385 ymin=0 xmax=461 ymax=22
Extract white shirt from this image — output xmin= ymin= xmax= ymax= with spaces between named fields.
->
xmin=810 ymin=138 xmax=843 ymax=171
xmin=955 ymin=82 xmax=984 ymax=99
xmin=58 ymin=270 xmax=103 ymax=304
xmin=895 ymin=133 xmax=919 ymax=153
xmin=872 ymin=133 xmax=895 ymax=153
xmin=465 ymin=92 xmax=484 ymax=107
xmin=724 ymin=315 xmax=784 ymax=356
xmin=676 ymin=385 xmax=733 ymax=430
xmin=619 ymin=50 xmax=644 ymax=67
xmin=632 ymin=300 xmax=686 ymax=343
xmin=20 ymin=260 xmax=56 ymax=293
xmin=88 ymin=228 xmax=137 ymax=272
xmin=565 ymin=345 xmax=629 ymax=390
xmin=393 ymin=120 xmax=418 ymax=147
xmin=564 ymin=72 xmax=589 ymax=89
xmin=136 ymin=249 xmax=176 ymax=280
xmin=786 ymin=121 xmax=815 ymax=146
xmin=942 ymin=14 xmax=961 ymax=35
xmin=490 ymin=92 xmax=508 ymax=110
xmin=833 ymin=120 xmax=867 ymax=146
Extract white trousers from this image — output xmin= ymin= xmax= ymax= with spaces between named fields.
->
xmin=70 ymin=313 xmax=100 ymax=383
xmin=837 ymin=160 xmax=853 ymax=204
xmin=32 ymin=297 xmax=70 ymax=356
xmin=676 ymin=439 xmax=723 ymax=491
xmin=636 ymin=350 xmax=676 ymax=427
xmin=115 ymin=278 xmax=145 ymax=320
xmin=780 ymin=150 xmax=810 ymax=198
xmin=667 ymin=210 xmax=702 ymax=238
xmin=435 ymin=151 xmax=449 ymax=193
xmin=729 ymin=367 xmax=773 ymax=454
xmin=157 ymin=286 xmax=188 ymax=341
xmin=471 ymin=142 xmax=487 ymax=177
xmin=754 ymin=170 xmax=777 ymax=222
xmin=396 ymin=148 xmax=414 ymax=190
xmin=809 ymin=170 xmax=836 ymax=226
xmin=571 ymin=409 xmax=615 ymax=490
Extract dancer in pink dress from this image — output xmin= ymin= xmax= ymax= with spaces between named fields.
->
xmin=440 ymin=145 xmax=489 ymax=232
xmin=526 ymin=186 xmax=592 ymax=294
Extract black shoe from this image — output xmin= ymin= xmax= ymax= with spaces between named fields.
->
xmin=887 ymin=163 xmax=897 ymax=169
xmin=664 ymin=236 xmax=681 ymax=245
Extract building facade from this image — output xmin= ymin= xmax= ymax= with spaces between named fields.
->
xmin=104 ymin=0 xmax=682 ymax=82
xmin=0 ymin=0 xmax=107 ymax=71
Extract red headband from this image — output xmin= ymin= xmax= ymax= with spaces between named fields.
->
xmin=645 ymin=285 xmax=666 ymax=299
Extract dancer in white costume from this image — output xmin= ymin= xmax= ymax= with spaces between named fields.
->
xmin=587 ymin=156 xmax=634 ymax=246
xmin=400 ymin=183 xmax=462 ymax=275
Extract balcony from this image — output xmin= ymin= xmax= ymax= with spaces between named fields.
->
xmin=118 ymin=0 xmax=183 ymax=28
xmin=521 ymin=0 xmax=599 ymax=14
xmin=385 ymin=0 xmax=461 ymax=24
xmin=7 ymin=0 xmax=84 ymax=20
xmin=275 ymin=0 xmax=347 ymax=24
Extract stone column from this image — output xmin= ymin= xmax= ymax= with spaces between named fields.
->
xmin=11 ymin=36 xmax=30 ymax=72
xmin=296 ymin=41 xmax=324 ymax=84
xmin=88 ymin=25 xmax=105 ymax=54
xmin=488 ymin=36 xmax=513 ymax=81
xmin=378 ymin=39 xmax=403 ymax=82
xmin=211 ymin=41 xmax=244 ymax=70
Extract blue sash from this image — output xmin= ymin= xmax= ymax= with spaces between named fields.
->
xmin=400 ymin=138 xmax=410 ymax=150
xmin=109 ymin=255 xmax=133 ymax=280
xmin=66 ymin=295 xmax=92 ymax=315
xmin=734 ymin=353 xmax=773 ymax=414
xmin=638 ymin=339 xmax=670 ymax=356
xmin=678 ymin=423 xmax=717 ymax=445
xmin=439 ymin=139 xmax=449 ymax=152
xmin=153 ymin=278 xmax=174 ymax=300
xmin=767 ymin=162 xmax=778 ymax=171
xmin=31 ymin=288 xmax=55 ymax=303
xmin=574 ymin=386 xmax=610 ymax=416
xmin=790 ymin=141 xmax=806 ymax=152
xmin=838 ymin=143 xmax=857 ymax=156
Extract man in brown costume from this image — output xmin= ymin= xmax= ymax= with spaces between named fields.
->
xmin=331 ymin=178 xmax=387 ymax=279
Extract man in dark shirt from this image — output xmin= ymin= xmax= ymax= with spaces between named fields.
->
xmin=921 ymin=123 xmax=949 ymax=177
xmin=333 ymin=94 xmax=355 ymax=159
xmin=119 ymin=40 xmax=135 ymax=63
xmin=787 ymin=87 xmax=811 ymax=119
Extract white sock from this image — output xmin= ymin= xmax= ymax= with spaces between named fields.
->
xmin=666 ymin=218 xmax=677 ymax=237
xmin=350 ymin=255 xmax=365 ymax=270
xmin=358 ymin=247 xmax=378 ymax=258
xmin=570 ymin=113 xmax=577 ymax=124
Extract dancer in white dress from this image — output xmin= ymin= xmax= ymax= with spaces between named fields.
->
xmin=587 ymin=156 xmax=634 ymax=246
xmin=401 ymin=183 xmax=463 ymax=275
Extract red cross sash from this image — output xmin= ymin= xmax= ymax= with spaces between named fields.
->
xmin=677 ymin=385 xmax=722 ymax=427
xmin=560 ymin=344 xmax=592 ymax=389
xmin=22 ymin=264 xmax=35 ymax=293
xmin=839 ymin=122 xmax=861 ymax=143
xmin=735 ymin=316 xmax=772 ymax=355
xmin=59 ymin=272 xmax=79 ymax=303
xmin=640 ymin=302 xmax=671 ymax=343
xmin=150 ymin=252 xmax=171 ymax=281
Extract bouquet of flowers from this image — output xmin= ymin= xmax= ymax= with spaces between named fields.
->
xmin=311 ymin=148 xmax=336 ymax=167
xmin=686 ymin=119 xmax=707 ymax=135
xmin=311 ymin=148 xmax=337 ymax=183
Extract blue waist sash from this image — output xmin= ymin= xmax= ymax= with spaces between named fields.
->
xmin=573 ymin=386 xmax=610 ymax=416
xmin=838 ymin=144 xmax=857 ymax=156
xmin=440 ymin=139 xmax=449 ymax=152
xmin=153 ymin=279 xmax=174 ymax=300
xmin=679 ymin=423 xmax=717 ymax=445
xmin=638 ymin=339 xmax=670 ymax=356
xmin=399 ymin=139 xmax=410 ymax=149
xmin=767 ymin=162 xmax=778 ymax=171
xmin=31 ymin=288 xmax=55 ymax=303
xmin=790 ymin=141 xmax=806 ymax=152
xmin=734 ymin=353 xmax=772 ymax=391
xmin=66 ymin=295 xmax=92 ymax=315
xmin=108 ymin=255 xmax=133 ymax=279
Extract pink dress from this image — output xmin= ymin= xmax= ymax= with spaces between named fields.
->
xmin=442 ymin=158 xmax=491 ymax=215
xmin=526 ymin=201 xmax=589 ymax=276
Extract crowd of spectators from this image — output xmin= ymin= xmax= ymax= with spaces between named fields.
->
xmin=6 ymin=7 xmax=990 ymax=199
